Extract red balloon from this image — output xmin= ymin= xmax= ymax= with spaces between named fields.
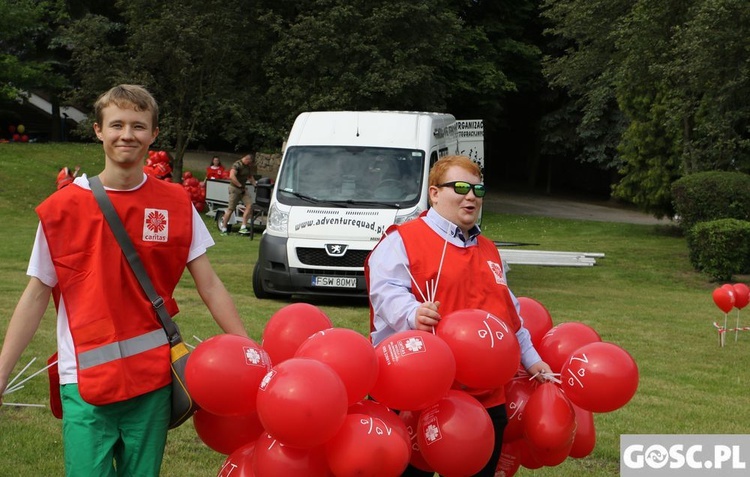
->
xmin=569 ymin=402 xmax=596 ymax=458
xmin=252 ymin=433 xmax=330 ymax=477
xmin=522 ymin=383 xmax=576 ymax=457
xmin=193 ymin=409 xmax=264 ymax=455
xmin=496 ymin=439 xmax=522 ymax=477
xmin=256 ymin=358 xmax=348 ymax=448
xmin=295 ymin=328 xmax=379 ymax=405
xmin=518 ymin=438 xmax=544 ymax=470
xmin=185 ymin=334 xmax=272 ymax=416
xmin=12 ymin=133 xmax=20 ymax=142
xmin=325 ymin=413 xmax=411 ymax=477
xmin=713 ymin=287 xmax=735 ymax=313
xmin=517 ymin=297 xmax=554 ymax=349
xmin=396 ymin=409 xmax=432 ymax=472
xmin=417 ymin=390 xmax=494 ymax=477
xmin=538 ymin=322 xmax=602 ymax=373
xmin=370 ymin=330 xmax=456 ymax=411
xmin=530 ymin=441 xmax=573 ymax=467
xmin=348 ymin=400 xmax=409 ymax=443
xmin=560 ymin=341 xmax=639 ymax=413
xmin=503 ymin=372 xmax=540 ymax=443
xmin=436 ymin=309 xmax=521 ymax=389
xmin=732 ymin=283 xmax=750 ymax=309
xmin=261 ymin=303 xmax=333 ymax=364
xmin=218 ymin=441 xmax=256 ymax=477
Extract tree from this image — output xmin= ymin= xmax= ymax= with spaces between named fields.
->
xmin=669 ymin=0 xmax=750 ymax=173
xmin=1 ymin=0 xmax=71 ymax=140
xmin=541 ymin=0 xmax=750 ymax=215
xmin=540 ymin=0 xmax=632 ymax=170
xmin=60 ymin=0 xmax=264 ymax=179
xmin=1 ymin=0 xmax=55 ymax=100
xmin=259 ymin=0 xmax=466 ymax=138
xmin=450 ymin=0 xmax=549 ymax=186
xmin=609 ymin=0 xmax=689 ymax=217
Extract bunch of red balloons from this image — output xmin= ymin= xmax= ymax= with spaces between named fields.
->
xmin=184 ymin=299 xmax=638 ymax=477
xmin=712 ymin=283 xmax=750 ymax=314
xmin=181 ymin=170 xmax=206 ymax=212
xmin=496 ymin=296 xmax=639 ymax=476
xmin=188 ymin=303 xmax=405 ymax=476
xmin=143 ymin=150 xmax=173 ymax=180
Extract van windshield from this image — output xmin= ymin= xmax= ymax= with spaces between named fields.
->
xmin=276 ymin=146 xmax=425 ymax=207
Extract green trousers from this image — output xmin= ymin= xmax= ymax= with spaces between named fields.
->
xmin=60 ymin=384 xmax=170 ymax=477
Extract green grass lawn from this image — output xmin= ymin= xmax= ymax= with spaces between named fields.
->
xmin=1 ymin=143 xmax=748 ymax=476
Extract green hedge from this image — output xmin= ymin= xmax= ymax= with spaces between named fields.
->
xmin=686 ymin=218 xmax=750 ymax=281
xmin=671 ymin=171 xmax=750 ymax=233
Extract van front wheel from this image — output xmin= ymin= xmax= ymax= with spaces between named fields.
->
xmin=253 ymin=261 xmax=270 ymax=299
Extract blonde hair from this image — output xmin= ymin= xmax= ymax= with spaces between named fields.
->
xmin=94 ymin=84 xmax=159 ymax=129
xmin=428 ymin=155 xmax=482 ymax=187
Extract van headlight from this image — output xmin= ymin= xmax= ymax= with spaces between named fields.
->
xmin=267 ymin=203 xmax=288 ymax=233
xmin=394 ymin=207 xmax=422 ymax=225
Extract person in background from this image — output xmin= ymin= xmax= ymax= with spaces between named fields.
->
xmin=56 ymin=165 xmax=80 ymax=190
xmin=220 ymin=153 xmax=257 ymax=236
xmin=205 ymin=155 xmax=225 ymax=181
xmin=366 ymin=155 xmax=552 ymax=477
xmin=0 ymin=84 xmax=248 ymax=476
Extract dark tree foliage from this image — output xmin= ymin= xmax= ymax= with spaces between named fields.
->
xmin=11 ymin=0 xmax=749 ymax=209
xmin=542 ymin=0 xmax=750 ymax=215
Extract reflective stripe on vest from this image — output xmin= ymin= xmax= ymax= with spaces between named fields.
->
xmin=77 ymin=329 xmax=168 ymax=370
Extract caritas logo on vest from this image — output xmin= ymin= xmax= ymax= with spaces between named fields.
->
xmin=143 ymin=208 xmax=169 ymax=242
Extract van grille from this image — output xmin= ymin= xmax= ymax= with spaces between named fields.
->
xmin=296 ymin=248 xmax=369 ymax=268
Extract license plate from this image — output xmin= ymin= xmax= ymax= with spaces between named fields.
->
xmin=312 ymin=276 xmax=357 ymax=288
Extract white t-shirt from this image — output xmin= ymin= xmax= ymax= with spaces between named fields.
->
xmin=28 ymin=175 xmax=214 ymax=384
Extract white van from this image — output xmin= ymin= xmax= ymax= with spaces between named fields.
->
xmin=253 ymin=111 xmax=483 ymax=298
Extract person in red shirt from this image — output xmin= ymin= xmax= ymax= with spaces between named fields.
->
xmin=205 ymin=155 xmax=226 ymax=180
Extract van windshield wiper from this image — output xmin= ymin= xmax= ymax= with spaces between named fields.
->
xmin=342 ymin=199 xmax=400 ymax=209
xmin=279 ymin=189 xmax=345 ymax=207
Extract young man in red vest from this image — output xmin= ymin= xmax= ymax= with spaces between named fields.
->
xmin=0 ymin=84 xmax=248 ymax=476
xmin=367 ymin=155 xmax=552 ymax=477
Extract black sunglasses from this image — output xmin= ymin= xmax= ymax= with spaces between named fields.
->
xmin=436 ymin=181 xmax=486 ymax=198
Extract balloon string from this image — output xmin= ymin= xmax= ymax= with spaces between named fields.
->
xmin=2 ymin=402 xmax=45 ymax=408
xmin=431 ymin=238 xmax=448 ymax=302
xmin=6 ymin=357 xmax=36 ymax=390
xmin=528 ymin=371 xmax=562 ymax=384
xmin=4 ymin=359 xmax=57 ymax=396
xmin=402 ymin=263 xmax=427 ymax=303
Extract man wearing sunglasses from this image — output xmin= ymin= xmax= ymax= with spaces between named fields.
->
xmin=366 ymin=155 xmax=551 ymax=477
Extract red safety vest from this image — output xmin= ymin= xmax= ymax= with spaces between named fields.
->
xmin=37 ymin=177 xmax=193 ymax=405
xmin=367 ymin=216 xmax=521 ymax=407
